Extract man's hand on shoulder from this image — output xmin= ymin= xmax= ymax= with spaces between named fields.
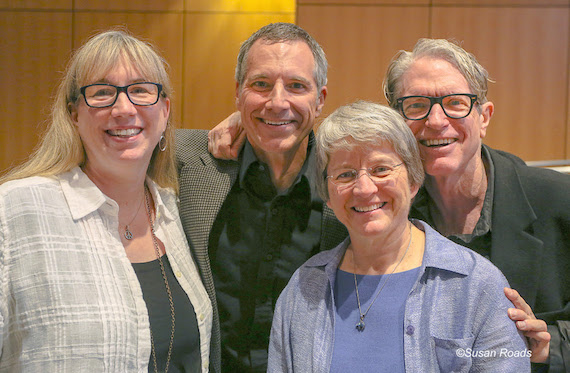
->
xmin=504 ymin=287 xmax=551 ymax=363
xmin=208 ymin=112 xmax=246 ymax=160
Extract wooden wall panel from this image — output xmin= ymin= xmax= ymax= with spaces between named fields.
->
xmin=298 ymin=1 xmax=570 ymax=161
xmin=73 ymin=14 xmax=184 ymax=127
xmin=0 ymin=0 xmax=71 ymax=8
xmin=182 ymin=13 xmax=296 ymax=129
xmin=433 ymin=0 xmax=568 ymax=5
xmin=298 ymin=5 xmax=429 ymax=121
xmin=74 ymin=0 xmax=183 ymax=11
xmin=564 ymin=70 xmax=570 ymax=159
xmin=431 ymin=7 xmax=569 ymax=161
xmin=0 ymin=12 xmax=71 ymax=172
xmin=298 ymin=0 xmax=428 ymax=4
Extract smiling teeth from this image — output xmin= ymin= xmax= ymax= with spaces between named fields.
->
xmin=108 ymin=128 xmax=141 ymax=137
xmin=354 ymin=203 xmax=385 ymax=212
xmin=424 ymin=138 xmax=456 ymax=147
xmin=264 ymin=120 xmax=292 ymax=126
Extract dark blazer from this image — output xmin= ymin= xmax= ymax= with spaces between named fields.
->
xmin=175 ymin=129 xmax=348 ymax=373
xmin=412 ymin=145 xmax=570 ymax=372
xmin=488 ymin=146 xmax=570 ymax=372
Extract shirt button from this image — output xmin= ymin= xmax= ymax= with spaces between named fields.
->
xmin=259 ymin=164 xmax=265 ymax=171
xmin=406 ymin=325 xmax=415 ymax=335
xmin=266 ymin=254 xmax=273 ymax=261
xmin=175 ymin=271 xmax=182 ymax=278
xmin=204 ymin=361 xmax=209 ymax=370
xmin=199 ymin=313 xmax=205 ymax=321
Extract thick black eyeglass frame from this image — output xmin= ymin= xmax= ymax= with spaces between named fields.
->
xmin=396 ymin=93 xmax=478 ymax=121
xmin=79 ymin=82 xmax=163 ymax=108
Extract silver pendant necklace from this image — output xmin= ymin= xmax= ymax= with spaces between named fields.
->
xmin=124 ymin=191 xmax=145 ymax=240
xmin=353 ymin=223 xmax=412 ymax=332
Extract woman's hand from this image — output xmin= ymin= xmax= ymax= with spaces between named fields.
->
xmin=208 ymin=112 xmax=246 ymax=160
xmin=504 ymin=287 xmax=551 ymax=363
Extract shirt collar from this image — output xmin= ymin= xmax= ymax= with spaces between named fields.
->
xmin=304 ymin=220 xmax=471 ymax=277
xmin=238 ymin=131 xmax=318 ymax=197
xmin=59 ymin=166 xmax=174 ymax=222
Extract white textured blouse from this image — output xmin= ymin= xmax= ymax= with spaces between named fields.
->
xmin=0 ymin=167 xmax=212 ymax=372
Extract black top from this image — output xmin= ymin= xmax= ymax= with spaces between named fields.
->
xmin=133 ymin=256 xmax=200 ymax=373
xmin=209 ymin=138 xmax=323 ymax=372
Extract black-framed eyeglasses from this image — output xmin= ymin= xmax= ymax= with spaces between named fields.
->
xmin=80 ymin=82 xmax=163 ymax=108
xmin=396 ymin=93 xmax=478 ymax=121
xmin=327 ymin=163 xmax=404 ymax=187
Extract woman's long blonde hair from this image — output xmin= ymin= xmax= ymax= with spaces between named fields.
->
xmin=0 ymin=28 xmax=178 ymax=192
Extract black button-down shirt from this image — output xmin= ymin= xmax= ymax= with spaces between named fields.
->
xmin=410 ymin=146 xmax=495 ymax=259
xmin=209 ymin=135 xmax=323 ymax=372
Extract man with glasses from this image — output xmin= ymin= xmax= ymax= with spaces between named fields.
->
xmin=384 ymin=38 xmax=570 ymax=372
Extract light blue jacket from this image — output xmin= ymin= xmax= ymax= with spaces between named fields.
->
xmin=268 ymin=220 xmax=530 ymax=372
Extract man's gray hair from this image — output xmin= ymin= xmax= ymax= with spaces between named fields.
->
xmin=314 ymin=100 xmax=425 ymax=201
xmin=383 ymin=38 xmax=492 ymax=108
xmin=235 ymin=22 xmax=327 ymax=91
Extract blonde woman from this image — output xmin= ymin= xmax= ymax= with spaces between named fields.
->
xmin=0 ymin=30 xmax=211 ymax=372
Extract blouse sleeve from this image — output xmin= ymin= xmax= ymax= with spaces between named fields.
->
xmin=471 ymin=269 xmax=531 ymax=372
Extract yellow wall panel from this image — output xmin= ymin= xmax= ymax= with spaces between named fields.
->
xmin=186 ymin=0 xmax=294 ymax=12
xmin=182 ymin=13 xmax=295 ymax=129
xmin=431 ymin=7 xmax=569 ymax=161
xmin=74 ymin=0 xmax=183 ymax=11
xmin=0 ymin=12 xmax=71 ymax=172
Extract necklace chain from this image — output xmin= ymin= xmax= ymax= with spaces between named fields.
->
xmin=124 ymin=190 xmax=145 ymax=240
xmin=353 ymin=222 xmax=413 ymax=332
xmin=144 ymin=186 xmax=176 ymax=373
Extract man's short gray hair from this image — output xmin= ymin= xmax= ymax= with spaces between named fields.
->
xmin=235 ymin=22 xmax=327 ymax=91
xmin=383 ymin=38 xmax=492 ymax=109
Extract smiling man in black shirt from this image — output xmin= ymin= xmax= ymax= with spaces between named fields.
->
xmin=176 ymin=23 xmax=347 ymax=372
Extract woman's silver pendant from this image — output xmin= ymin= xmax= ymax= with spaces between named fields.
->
xmin=356 ymin=318 xmax=365 ymax=332
xmin=124 ymin=226 xmax=133 ymax=240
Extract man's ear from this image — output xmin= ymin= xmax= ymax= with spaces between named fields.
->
xmin=478 ymin=101 xmax=494 ymax=139
xmin=315 ymin=85 xmax=327 ymax=117
xmin=235 ymin=82 xmax=241 ymax=109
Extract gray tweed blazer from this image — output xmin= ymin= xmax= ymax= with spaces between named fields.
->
xmin=175 ymin=129 xmax=348 ymax=373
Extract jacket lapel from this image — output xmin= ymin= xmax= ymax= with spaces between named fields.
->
xmin=488 ymin=147 xmax=543 ymax=308
xmin=178 ymin=153 xmax=239 ymax=263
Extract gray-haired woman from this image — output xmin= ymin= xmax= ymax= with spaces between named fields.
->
xmin=267 ymin=100 xmax=529 ymax=372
